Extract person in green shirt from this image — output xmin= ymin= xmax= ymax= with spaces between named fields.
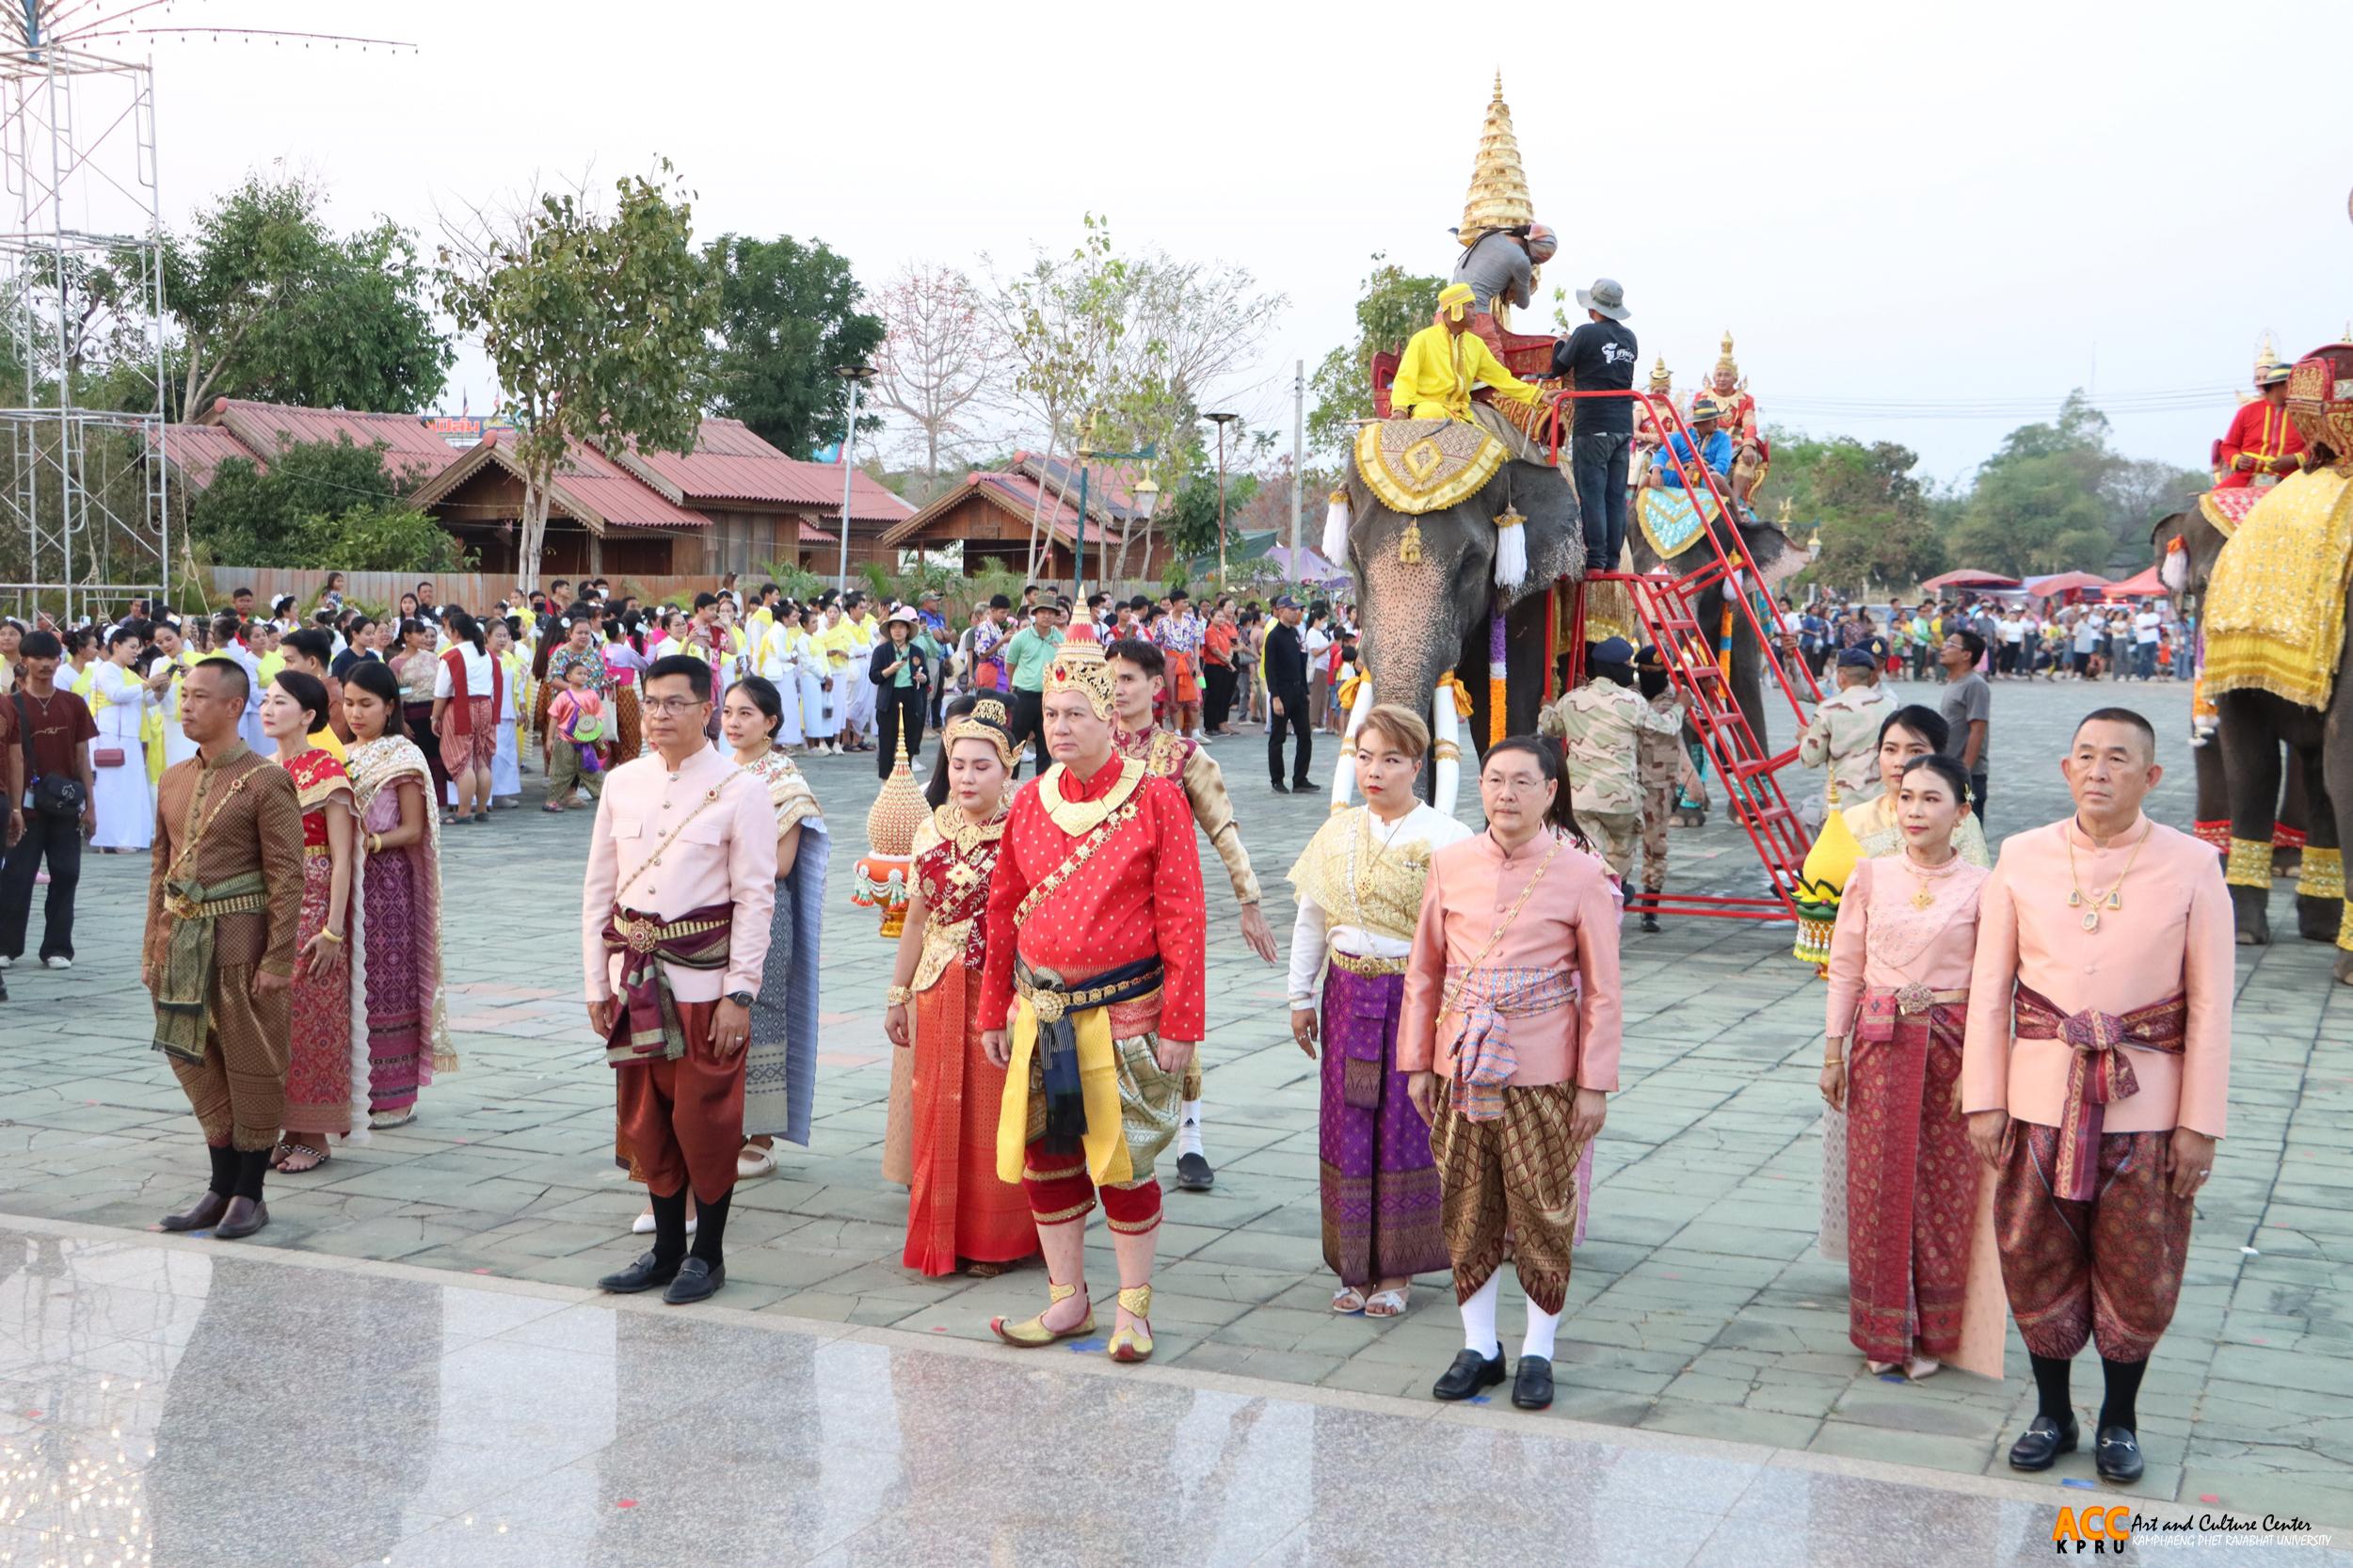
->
xmin=1001 ymin=601 xmax=1064 ymax=776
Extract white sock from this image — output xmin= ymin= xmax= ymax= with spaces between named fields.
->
xmin=1521 ymin=1298 xmax=1561 ymax=1362
xmin=1177 ymin=1100 xmax=1204 ymax=1159
xmin=1459 ymin=1272 xmax=1502 ymax=1359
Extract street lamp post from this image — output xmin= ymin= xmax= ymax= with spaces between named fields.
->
xmin=1204 ymin=411 xmax=1240 ymax=591
xmin=833 ymin=363 xmax=877 ymax=593
xmin=1070 ymin=441 xmax=1157 ymax=603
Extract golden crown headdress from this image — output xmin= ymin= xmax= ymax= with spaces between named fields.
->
xmin=1714 ymin=330 xmax=1739 ymax=381
xmin=944 ymin=696 xmax=1018 ymax=768
xmin=1045 ymin=625 xmax=1115 ymax=719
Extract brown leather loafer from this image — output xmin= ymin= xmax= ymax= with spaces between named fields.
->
xmin=160 ymin=1191 xmax=231 ymax=1233
xmin=212 ymin=1197 xmax=268 ymax=1240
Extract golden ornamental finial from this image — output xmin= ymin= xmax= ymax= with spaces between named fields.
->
xmin=1493 ymin=68 xmax=1503 ymax=100
xmin=1459 ymin=72 xmax=1532 ymax=247
xmin=1714 ymin=330 xmax=1739 ymax=380
xmin=1647 ymin=357 xmax=1672 ymax=392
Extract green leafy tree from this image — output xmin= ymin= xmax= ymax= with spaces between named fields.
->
xmin=165 ymin=171 xmax=450 ymax=417
xmin=1753 ymin=433 xmax=1945 ymax=592
xmin=188 ymin=435 xmax=405 ymax=563
xmin=1946 ymin=394 xmax=2130 ymax=575
xmin=1305 ymin=257 xmax=1444 ymax=458
xmin=293 ymin=505 xmax=470 ymax=573
xmin=440 ymin=160 xmax=718 ymax=590
xmin=703 ymin=233 xmax=884 ymax=457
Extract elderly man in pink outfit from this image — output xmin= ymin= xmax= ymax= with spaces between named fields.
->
xmin=583 ymin=654 xmax=777 ymax=1305
xmin=1399 ymin=737 xmax=1622 ymax=1414
xmin=1962 ymin=707 xmax=2233 ymax=1485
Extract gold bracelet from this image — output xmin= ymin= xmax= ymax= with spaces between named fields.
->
xmin=367 ymin=832 xmax=382 ymax=854
xmin=887 ymin=984 xmax=913 ymax=1005
xmin=318 ymin=928 xmax=344 ymax=944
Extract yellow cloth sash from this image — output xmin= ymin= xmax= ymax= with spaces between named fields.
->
xmin=995 ymin=995 xmax=1134 ymax=1189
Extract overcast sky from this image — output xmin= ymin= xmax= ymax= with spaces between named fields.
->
xmin=103 ymin=0 xmax=2348 ymax=487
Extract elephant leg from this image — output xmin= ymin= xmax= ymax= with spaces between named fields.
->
xmin=2190 ymin=735 xmax=2231 ymax=855
xmin=2293 ymin=755 xmax=2343 ymax=944
xmin=2277 ymin=745 xmax=2310 ymax=879
xmin=2217 ymin=701 xmax=2278 ymax=945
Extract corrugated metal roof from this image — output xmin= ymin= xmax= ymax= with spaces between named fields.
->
xmin=551 ymin=439 xmax=712 ymax=530
xmin=880 ymin=464 xmax=1154 ymax=551
xmin=605 ymin=418 xmax=915 ymax=522
xmin=152 ymin=424 xmax=261 ymax=491
xmin=202 ymin=398 xmax=464 ymax=484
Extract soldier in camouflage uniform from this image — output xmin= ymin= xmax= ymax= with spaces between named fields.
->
xmin=1541 ymin=637 xmax=1681 ymax=888
xmin=1631 ymin=645 xmax=1689 ymax=933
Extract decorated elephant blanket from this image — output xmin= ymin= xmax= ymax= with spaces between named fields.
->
xmin=1636 ymin=483 xmax=1726 ymax=563
xmin=2202 ymin=465 xmax=2353 ymax=710
xmin=1353 ymin=418 xmax=1511 ymax=515
xmin=2196 ymin=484 xmax=2269 ymax=537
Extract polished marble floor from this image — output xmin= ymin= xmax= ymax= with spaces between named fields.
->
xmin=0 ymin=1220 xmax=2339 ymax=1568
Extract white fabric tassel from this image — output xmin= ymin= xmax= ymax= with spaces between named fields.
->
xmin=1493 ymin=508 xmax=1528 ymax=590
xmin=1322 ymin=488 xmax=1351 ymax=564
xmin=2159 ymin=548 xmax=2188 ymax=594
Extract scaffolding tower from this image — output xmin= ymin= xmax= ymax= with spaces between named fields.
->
xmin=0 ymin=28 xmax=168 ymax=625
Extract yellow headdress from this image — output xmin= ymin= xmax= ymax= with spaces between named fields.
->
xmin=1647 ymin=357 xmax=1673 ymax=392
xmin=1044 ymin=624 xmax=1116 ymax=720
xmin=2253 ymin=331 xmax=2290 ymax=387
xmin=1436 ymin=281 xmax=1476 ymax=322
xmin=943 ymin=696 xmax=1018 ymax=769
xmin=1714 ymin=330 xmax=1739 ymax=383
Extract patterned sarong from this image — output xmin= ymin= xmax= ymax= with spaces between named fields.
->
xmin=152 ymin=870 xmax=270 ymax=1063
xmin=1318 ymin=964 xmax=1447 ymax=1287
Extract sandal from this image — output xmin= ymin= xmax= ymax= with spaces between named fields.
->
xmin=1107 ymin=1285 xmax=1155 ymax=1363
xmin=991 ymin=1281 xmax=1094 ymax=1348
xmin=368 ymin=1109 xmax=416 ymax=1130
xmin=737 ymin=1145 xmax=777 ymax=1179
xmin=268 ymin=1141 xmax=296 ymax=1172
xmin=276 ymin=1142 xmax=328 ymax=1174
xmin=1363 ymin=1288 xmax=1409 ymax=1319
xmin=540 ymin=802 xmax=567 ymax=814
xmin=1331 ymin=1286 xmax=1368 ymax=1316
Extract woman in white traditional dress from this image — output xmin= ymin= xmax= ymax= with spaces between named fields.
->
xmin=758 ymin=608 xmax=806 ymax=751
xmin=88 ymin=626 xmax=155 ymax=852
xmin=488 ymin=616 xmax=525 ymax=807
xmin=793 ymin=608 xmax=836 ymax=756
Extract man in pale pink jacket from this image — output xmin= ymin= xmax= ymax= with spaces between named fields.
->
xmin=1962 ymin=707 xmax=2232 ymax=1486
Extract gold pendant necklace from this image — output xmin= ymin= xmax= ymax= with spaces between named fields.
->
xmin=2064 ymin=820 xmax=2151 ymax=934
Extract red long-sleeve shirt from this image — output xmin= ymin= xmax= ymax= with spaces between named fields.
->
xmin=2216 ymin=398 xmax=2306 ymax=488
xmin=978 ymin=754 xmax=1208 ymax=1043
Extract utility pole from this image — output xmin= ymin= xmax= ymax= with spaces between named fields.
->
xmin=833 ymin=364 xmax=876 ymax=593
xmin=1291 ymin=359 xmax=1305 ymax=568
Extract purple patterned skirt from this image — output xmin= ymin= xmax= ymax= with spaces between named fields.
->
xmin=361 ymin=847 xmax=424 ymax=1113
xmin=1318 ymin=963 xmax=1448 ymax=1286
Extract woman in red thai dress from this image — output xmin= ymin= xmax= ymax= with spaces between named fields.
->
xmin=1818 ymin=752 xmax=2005 ymax=1383
xmin=883 ymin=695 xmax=1037 ymax=1277
xmin=261 ymin=671 xmax=362 ymax=1172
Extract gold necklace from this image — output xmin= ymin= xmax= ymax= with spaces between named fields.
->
xmin=2064 ymin=819 xmax=2151 ymax=933
xmin=1901 ymin=846 xmax=1957 ymax=909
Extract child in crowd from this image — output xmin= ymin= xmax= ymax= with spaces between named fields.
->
xmin=543 ymin=657 xmax=608 ymax=812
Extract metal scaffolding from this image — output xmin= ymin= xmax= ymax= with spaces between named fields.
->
xmin=0 ymin=27 xmax=168 ymax=625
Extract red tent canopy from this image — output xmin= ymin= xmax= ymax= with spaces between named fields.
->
xmin=2104 ymin=564 xmax=2168 ymax=599
xmin=2023 ymin=570 xmax=2112 ymax=599
xmin=1921 ymin=568 xmax=2022 ymax=590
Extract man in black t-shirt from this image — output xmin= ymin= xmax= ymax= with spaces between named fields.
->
xmin=1549 ymin=278 xmax=1639 ymax=572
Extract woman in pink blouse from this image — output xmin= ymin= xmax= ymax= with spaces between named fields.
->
xmin=1399 ymin=736 xmax=1621 ymax=1415
xmin=1819 ymin=752 xmax=2004 ymax=1383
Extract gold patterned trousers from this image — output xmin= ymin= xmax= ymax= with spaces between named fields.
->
xmin=1430 ymin=1077 xmax=1585 ymax=1315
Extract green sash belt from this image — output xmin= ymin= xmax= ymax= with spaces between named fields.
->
xmin=151 ymin=869 xmax=270 ymax=1063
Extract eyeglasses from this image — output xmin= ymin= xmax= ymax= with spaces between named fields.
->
xmin=641 ymin=697 xmax=708 ymax=716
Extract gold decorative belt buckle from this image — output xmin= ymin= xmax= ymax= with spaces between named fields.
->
xmin=1029 ymin=989 xmax=1066 ymax=1024
xmin=165 ymin=891 xmax=200 ymax=920
xmin=1894 ymin=982 xmax=1934 ymax=1016
xmin=623 ymin=920 xmax=660 ymax=954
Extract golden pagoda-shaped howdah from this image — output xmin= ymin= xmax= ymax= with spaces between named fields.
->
xmin=1458 ymin=71 xmax=1532 ymax=246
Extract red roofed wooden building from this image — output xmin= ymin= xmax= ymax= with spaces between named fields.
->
xmin=879 ymin=452 xmax=1173 ymax=583
xmin=154 ymin=398 xmax=913 ymax=581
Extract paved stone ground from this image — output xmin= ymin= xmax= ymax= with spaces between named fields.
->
xmin=7 ymin=672 xmax=2352 ymax=1527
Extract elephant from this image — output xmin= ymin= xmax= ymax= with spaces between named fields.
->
xmin=1341 ymin=443 xmax=1803 ymax=780
xmin=1342 ymin=455 xmax=1583 ymax=754
xmin=2149 ymin=504 xmax=2320 ymax=895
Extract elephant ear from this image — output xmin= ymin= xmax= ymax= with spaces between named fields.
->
xmin=1738 ymin=518 xmax=1807 ymax=591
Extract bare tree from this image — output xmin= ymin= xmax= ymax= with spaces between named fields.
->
xmin=871 ymin=264 xmax=989 ymax=488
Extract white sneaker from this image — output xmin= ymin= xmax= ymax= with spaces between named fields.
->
xmin=0 ymin=955 xmax=10 ymax=968
xmin=40 ymin=956 xmax=69 ymax=970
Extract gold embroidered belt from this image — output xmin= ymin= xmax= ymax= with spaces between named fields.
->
xmin=1330 ymin=951 xmax=1408 ymax=977
xmin=610 ymin=910 xmax=730 ymax=955
xmin=1015 ymin=961 xmax=1164 ymax=1025
xmin=302 ymin=843 xmax=330 ymax=859
xmin=1016 ymin=956 xmax=1165 ymax=1156
xmin=2013 ymin=984 xmax=2186 ymax=1204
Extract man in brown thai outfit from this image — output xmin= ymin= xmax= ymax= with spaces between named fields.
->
xmin=145 ymin=657 xmax=306 ymax=1240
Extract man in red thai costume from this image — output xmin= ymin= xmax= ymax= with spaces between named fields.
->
xmin=1962 ymin=708 xmax=2232 ymax=1484
xmin=980 ymin=624 xmax=1208 ymax=1363
xmin=2214 ymin=355 xmax=2304 ymax=489
xmin=1702 ymin=331 xmax=1761 ymax=457
xmin=583 ymin=653 xmax=777 ymax=1304
xmin=1104 ymin=636 xmax=1279 ymax=1193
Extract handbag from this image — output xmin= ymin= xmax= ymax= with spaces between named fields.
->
xmin=16 ymin=694 xmax=87 ymax=820
xmin=92 ymin=746 xmax=126 ymax=769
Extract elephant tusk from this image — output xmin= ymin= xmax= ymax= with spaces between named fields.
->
xmin=1432 ymin=674 xmax=1463 ymax=819
xmin=1331 ymin=674 xmax=1374 ymax=813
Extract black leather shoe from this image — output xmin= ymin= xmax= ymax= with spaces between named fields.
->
xmin=2008 ymin=1414 xmax=2080 ymax=1471
xmin=1270 ymin=780 xmax=1290 ymax=794
xmin=1512 ymin=1354 xmax=1555 ymax=1411
xmin=598 ymin=1250 xmax=682 ymax=1294
xmin=2094 ymin=1424 xmax=2144 ymax=1483
xmin=663 ymin=1258 xmax=725 ymax=1304
xmin=1432 ymin=1349 xmax=1507 ymax=1402
xmin=1175 ymin=1152 xmax=1214 ymax=1192
xmin=212 ymin=1197 xmax=268 ymax=1240
xmin=160 ymin=1191 xmax=231 ymax=1232
xmin=1293 ymin=778 xmax=1318 ymax=793
xmin=1640 ymin=913 xmax=1661 ymax=934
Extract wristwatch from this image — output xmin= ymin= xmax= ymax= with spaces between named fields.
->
xmin=726 ymin=990 xmax=754 ymax=1008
